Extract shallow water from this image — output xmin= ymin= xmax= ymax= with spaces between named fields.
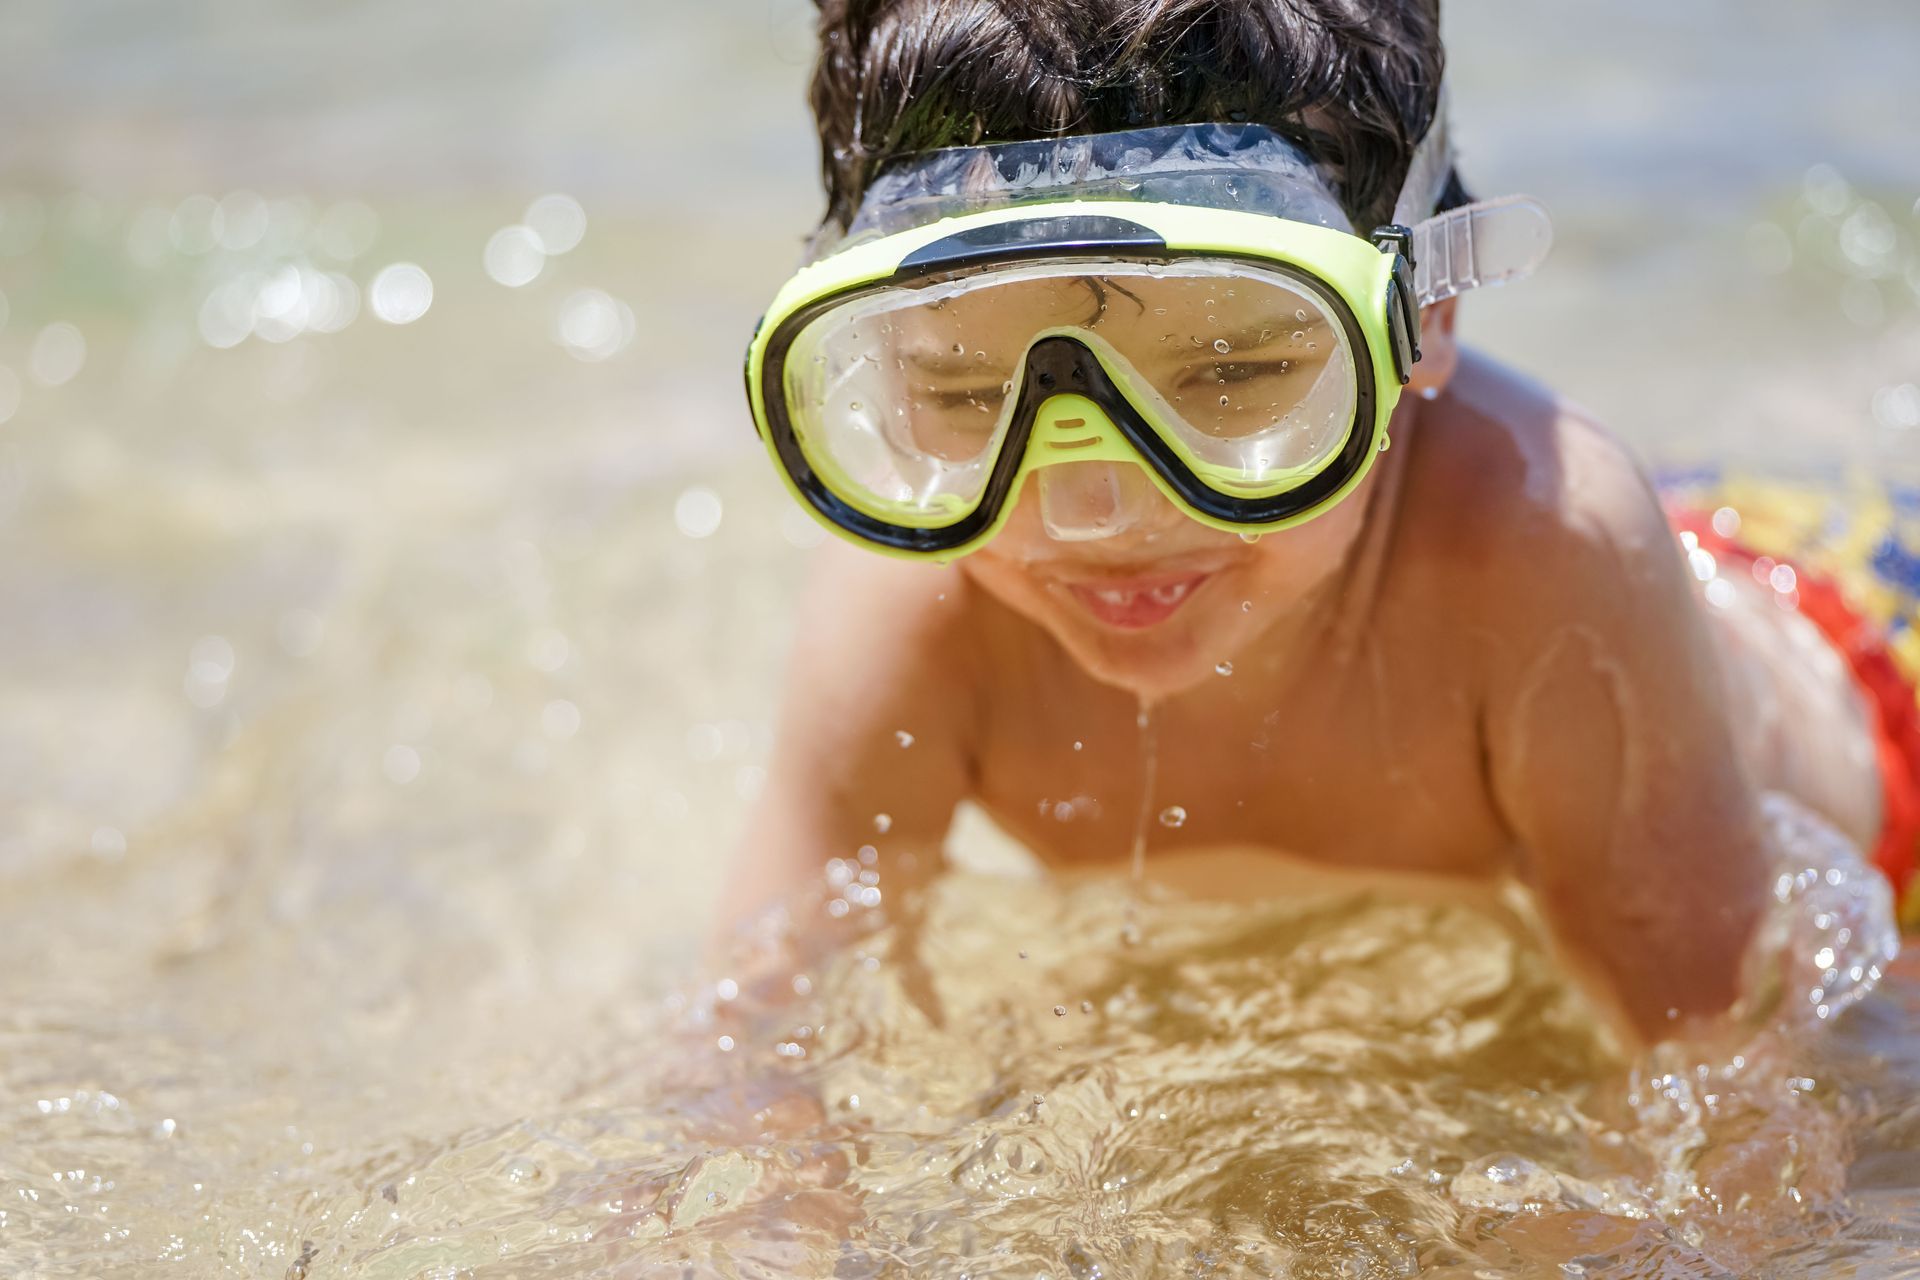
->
xmin=3 ymin=0 xmax=1920 ymax=1274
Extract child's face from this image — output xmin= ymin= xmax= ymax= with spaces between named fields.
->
xmin=955 ymin=301 xmax=1456 ymax=702
xmin=959 ymin=463 xmax=1377 ymax=701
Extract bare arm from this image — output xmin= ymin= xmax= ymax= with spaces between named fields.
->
xmin=1481 ymin=418 xmax=1771 ymax=1046
xmin=718 ymin=542 xmax=979 ymax=957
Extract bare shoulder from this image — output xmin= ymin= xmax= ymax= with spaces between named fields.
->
xmin=1392 ymin=348 xmax=1676 ymax=620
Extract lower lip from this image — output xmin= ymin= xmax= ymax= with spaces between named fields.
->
xmin=1065 ymin=573 xmax=1212 ymax=630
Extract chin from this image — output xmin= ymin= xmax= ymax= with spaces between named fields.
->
xmin=965 ymin=550 xmax=1259 ymax=703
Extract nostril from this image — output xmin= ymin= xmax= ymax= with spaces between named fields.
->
xmin=1038 ymin=371 xmax=1058 ymax=390
xmin=1070 ymin=366 xmax=1086 ymax=382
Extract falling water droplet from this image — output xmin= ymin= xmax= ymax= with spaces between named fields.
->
xmin=873 ymin=813 xmax=893 ymax=834
xmin=1158 ymin=806 xmax=1187 ymax=829
xmin=1378 ymin=433 xmax=1393 ymax=452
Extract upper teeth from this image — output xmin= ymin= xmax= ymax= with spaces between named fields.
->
xmin=1092 ymin=582 xmax=1193 ymax=607
xmin=1149 ymin=582 xmax=1193 ymax=606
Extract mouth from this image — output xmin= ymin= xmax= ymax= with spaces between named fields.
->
xmin=1062 ymin=571 xmax=1214 ymax=630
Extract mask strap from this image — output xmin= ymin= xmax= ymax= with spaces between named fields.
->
xmin=1387 ymin=78 xmax=1555 ymax=307
xmin=1407 ymin=196 xmax=1555 ymax=307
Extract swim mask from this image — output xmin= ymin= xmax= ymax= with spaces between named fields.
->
xmin=745 ymin=91 xmax=1553 ymax=560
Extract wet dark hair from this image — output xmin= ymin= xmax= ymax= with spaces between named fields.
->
xmin=810 ymin=0 xmax=1467 ymax=235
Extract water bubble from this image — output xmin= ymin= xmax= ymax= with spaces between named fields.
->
xmin=873 ymin=812 xmax=893 ymax=834
xmin=483 ymin=225 xmax=546 ymax=287
xmin=1803 ymin=163 xmax=1851 ymax=217
xmin=276 ymin=609 xmax=325 ymax=657
xmin=1295 ymin=309 xmax=1308 ymax=322
xmin=527 ymin=628 xmax=570 ymax=672
xmin=525 ymin=193 xmax=587 ymax=255
xmin=1215 ymin=661 xmax=1234 ymax=676
xmin=29 ymin=323 xmax=86 ymax=387
xmin=1872 ymin=384 xmax=1920 ymax=430
xmin=674 ymin=486 xmax=723 ymax=539
xmin=1158 ymin=805 xmax=1187 ymax=829
xmin=895 ymin=730 xmax=915 ymax=748
xmin=169 ymin=194 xmax=223 ymax=255
xmin=369 ymin=263 xmax=433 ymax=324
xmin=1241 ymin=600 xmax=1253 ymax=612
xmin=217 ymin=190 xmax=269 ymax=251
xmin=554 ymin=288 xmax=633 ymax=361
xmin=382 ymin=744 xmax=422 ymax=785
xmin=1291 ymin=330 xmax=1305 ymax=343
xmin=503 ymin=1158 xmax=542 ymax=1185
xmin=1213 ymin=339 xmax=1232 ymax=354
xmin=1219 ymin=395 xmax=1230 ymax=407
xmin=1072 ymin=740 xmax=1084 ymax=752
xmin=1080 ymin=1000 xmax=1094 ymax=1014
xmin=1053 ymin=1005 xmax=1068 ymax=1017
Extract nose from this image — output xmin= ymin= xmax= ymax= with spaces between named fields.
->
xmin=1037 ymin=461 xmax=1160 ymax=542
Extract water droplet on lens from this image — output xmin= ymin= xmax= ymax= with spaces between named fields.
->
xmin=1158 ymin=805 xmax=1187 ymax=829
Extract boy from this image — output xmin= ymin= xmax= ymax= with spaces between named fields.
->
xmin=724 ymin=0 xmax=1899 ymax=1046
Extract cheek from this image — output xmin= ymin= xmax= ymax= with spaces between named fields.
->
xmin=1238 ymin=494 xmax=1369 ymax=607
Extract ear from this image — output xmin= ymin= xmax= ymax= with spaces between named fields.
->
xmin=1407 ymin=297 xmax=1460 ymax=399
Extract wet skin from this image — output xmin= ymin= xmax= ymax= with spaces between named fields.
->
xmin=729 ymin=307 xmax=1882 ymax=1047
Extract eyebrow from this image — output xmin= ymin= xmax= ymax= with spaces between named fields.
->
xmin=899 ymin=348 xmax=986 ymax=377
xmin=1211 ymin=314 xmax=1332 ymax=352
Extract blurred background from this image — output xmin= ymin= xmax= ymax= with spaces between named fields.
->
xmin=1 ymin=0 xmax=1917 ymax=1272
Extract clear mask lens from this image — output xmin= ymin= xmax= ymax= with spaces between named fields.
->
xmin=1038 ymin=461 xmax=1155 ymax=542
xmin=781 ymin=257 xmax=1359 ymax=523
